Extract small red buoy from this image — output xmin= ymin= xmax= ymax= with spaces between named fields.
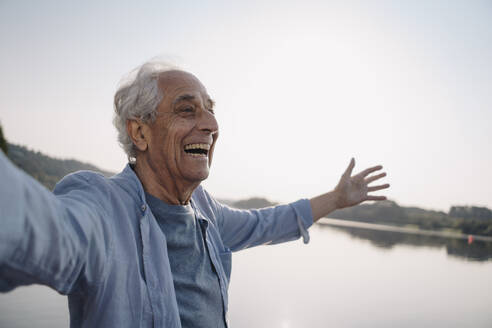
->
xmin=468 ymin=235 xmax=474 ymax=244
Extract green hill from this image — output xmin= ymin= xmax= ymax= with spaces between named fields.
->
xmin=232 ymin=197 xmax=277 ymax=209
xmin=6 ymin=143 xmax=114 ymax=191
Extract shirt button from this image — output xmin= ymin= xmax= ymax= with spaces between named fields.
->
xmin=141 ymin=204 xmax=147 ymax=212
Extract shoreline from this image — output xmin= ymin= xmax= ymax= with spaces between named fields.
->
xmin=318 ymin=218 xmax=492 ymax=242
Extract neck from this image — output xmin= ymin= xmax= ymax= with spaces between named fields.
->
xmin=133 ymin=158 xmax=198 ymax=205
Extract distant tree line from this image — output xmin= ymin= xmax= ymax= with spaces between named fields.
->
xmin=328 ymin=200 xmax=492 ymax=237
xmin=6 ymin=143 xmax=114 ymax=191
xmin=448 ymin=206 xmax=492 ymax=236
xmin=449 ymin=206 xmax=492 ymax=220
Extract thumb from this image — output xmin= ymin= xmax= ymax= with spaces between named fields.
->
xmin=343 ymin=157 xmax=355 ymax=178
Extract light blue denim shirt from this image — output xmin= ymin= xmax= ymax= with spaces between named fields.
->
xmin=0 ymin=152 xmax=313 ymax=327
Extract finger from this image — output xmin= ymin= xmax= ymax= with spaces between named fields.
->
xmin=368 ymin=184 xmax=390 ymax=192
xmin=343 ymin=157 xmax=355 ymax=177
xmin=357 ymin=165 xmax=383 ymax=178
xmin=365 ymin=172 xmax=386 ymax=184
xmin=366 ymin=195 xmax=387 ymax=201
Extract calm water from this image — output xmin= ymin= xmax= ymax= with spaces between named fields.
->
xmin=1 ymin=220 xmax=491 ymax=327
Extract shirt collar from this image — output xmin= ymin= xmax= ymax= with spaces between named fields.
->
xmin=111 ymin=164 xmax=210 ymax=223
xmin=110 ymin=163 xmax=147 ymax=205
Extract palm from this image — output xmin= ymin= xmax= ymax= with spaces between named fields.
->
xmin=335 ymin=158 xmax=389 ymax=209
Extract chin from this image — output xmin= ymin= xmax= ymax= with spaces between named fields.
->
xmin=186 ymin=169 xmax=210 ymax=183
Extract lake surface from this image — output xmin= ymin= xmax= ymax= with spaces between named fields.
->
xmin=1 ymin=220 xmax=491 ymax=327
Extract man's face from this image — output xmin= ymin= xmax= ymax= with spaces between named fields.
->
xmin=145 ymin=70 xmax=218 ymax=185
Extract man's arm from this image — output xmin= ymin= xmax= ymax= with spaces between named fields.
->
xmin=0 ymin=152 xmax=112 ymax=294
xmin=310 ymin=158 xmax=389 ymax=222
xmin=194 ymin=186 xmax=312 ymax=251
xmin=206 ymin=158 xmax=388 ymax=251
xmin=213 ymin=198 xmax=313 ymax=251
xmin=196 ymin=158 xmax=388 ymax=252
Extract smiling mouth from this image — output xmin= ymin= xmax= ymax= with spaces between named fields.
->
xmin=184 ymin=143 xmax=210 ymax=157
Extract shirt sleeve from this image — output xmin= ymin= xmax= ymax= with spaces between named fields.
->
xmin=0 ymin=152 xmax=112 ymax=295
xmin=207 ymin=192 xmax=313 ymax=252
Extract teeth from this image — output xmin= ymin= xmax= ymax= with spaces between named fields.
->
xmin=184 ymin=143 xmax=210 ymax=150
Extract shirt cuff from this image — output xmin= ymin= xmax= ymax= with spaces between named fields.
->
xmin=290 ymin=199 xmax=313 ymax=244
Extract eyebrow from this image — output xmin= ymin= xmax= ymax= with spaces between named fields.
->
xmin=172 ymin=94 xmax=195 ymax=106
xmin=172 ymin=94 xmax=216 ymax=109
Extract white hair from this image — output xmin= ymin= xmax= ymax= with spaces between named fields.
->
xmin=113 ymin=60 xmax=181 ymax=162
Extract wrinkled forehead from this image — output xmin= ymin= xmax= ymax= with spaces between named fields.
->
xmin=157 ymin=70 xmax=208 ymax=97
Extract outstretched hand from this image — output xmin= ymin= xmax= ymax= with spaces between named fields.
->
xmin=334 ymin=158 xmax=389 ymax=209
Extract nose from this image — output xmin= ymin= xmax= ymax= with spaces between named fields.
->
xmin=198 ymin=109 xmax=219 ymax=136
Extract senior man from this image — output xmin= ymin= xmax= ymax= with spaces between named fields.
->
xmin=0 ymin=61 xmax=389 ymax=328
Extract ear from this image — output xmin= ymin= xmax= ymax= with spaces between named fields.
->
xmin=126 ymin=119 xmax=149 ymax=152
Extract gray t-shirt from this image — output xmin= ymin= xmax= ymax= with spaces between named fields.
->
xmin=145 ymin=192 xmax=227 ymax=328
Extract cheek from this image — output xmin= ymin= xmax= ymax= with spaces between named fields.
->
xmin=152 ymin=118 xmax=194 ymax=156
xmin=154 ymin=119 xmax=178 ymax=144
xmin=172 ymin=120 xmax=195 ymax=139
xmin=166 ymin=122 xmax=192 ymax=154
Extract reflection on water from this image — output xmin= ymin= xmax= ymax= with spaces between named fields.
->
xmin=1 ymin=219 xmax=492 ymax=327
xmin=229 ymin=222 xmax=492 ymax=328
xmin=318 ymin=218 xmax=492 ymax=262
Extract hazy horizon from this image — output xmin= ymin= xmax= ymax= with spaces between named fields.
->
xmin=4 ymin=139 xmax=490 ymax=214
xmin=1 ymin=0 xmax=491 ymax=211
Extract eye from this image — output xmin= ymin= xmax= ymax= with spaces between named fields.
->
xmin=208 ymin=108 xmax=215 ymax=115
xmin=178 ymin=106 xmax=195 ymax=116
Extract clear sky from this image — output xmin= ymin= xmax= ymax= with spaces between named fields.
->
xmin=0 ymin=0 xmax=491 ymax=211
